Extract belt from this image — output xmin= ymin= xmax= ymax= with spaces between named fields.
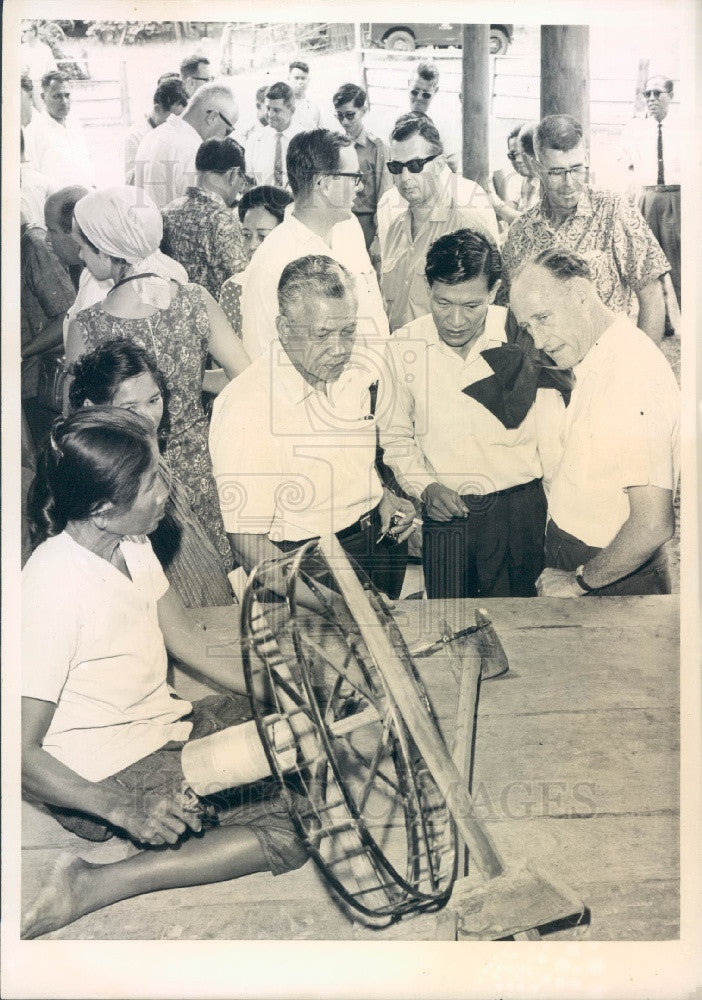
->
xmin=336 ymin=509 xmax=374 ymax=540
xmin=643 ymin=184 xmax=680 ymax=193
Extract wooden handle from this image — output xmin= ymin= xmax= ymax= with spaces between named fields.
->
xmin=319 ymin=537 xmax=507 ymax=881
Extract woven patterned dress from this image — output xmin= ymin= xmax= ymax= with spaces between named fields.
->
xmin=75 ymin=284 xmax=234 ymax=603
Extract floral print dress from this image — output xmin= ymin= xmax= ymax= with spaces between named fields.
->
xmin=75 ymin=283 xmax=232 ymax=572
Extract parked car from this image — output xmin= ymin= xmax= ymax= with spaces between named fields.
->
xmin=364 ymin=23 xmax=513 ymax=56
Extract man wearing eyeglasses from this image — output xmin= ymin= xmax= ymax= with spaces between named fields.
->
xmin=379 ymin=113 xmax=498 ymax=332
xmin=501 ymin=114 xmax=669 ymax=343
xmin=135 ymin=83 xmax=239 ymax=209
xmin=245 ymin=82 xmax=300 ymax=190
xmin=241 ymin=129 xmax=389 ymax=360
xmin=620 ymin=76 xmax=681 ymax=322
xmin=332 ymin=83 xmax=391 ymax=258
xmin=180 ymin=55 xmax=214 ymax=99
xmin=161 ymin=137 xmax=248 ymax=301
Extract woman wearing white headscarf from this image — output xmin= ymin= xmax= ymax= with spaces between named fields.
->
xmin=66 ymin=186 xmax=250 ymax=565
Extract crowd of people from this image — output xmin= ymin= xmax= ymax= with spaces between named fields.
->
xmin=19 ymin=40 xmax=681 ymax=938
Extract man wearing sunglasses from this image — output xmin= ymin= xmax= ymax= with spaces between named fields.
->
xmin=241 ymin=129 xmax=388 ymax=360
xmin=501 ymin=114 xmax=669 ymax=344
xmin=135 ymin=83 xmax=239 ymax=209
xmin=407 ymin=62 xmax=460 ymax=173
xmin=620 ymin=76 xmax=681 ymax=324
xmin=379 ymin=113 xmax=498 ymax=332
xmin=245 ymin=82 xmax=299 ymax=190
xmin=161 ymin=137 xmax=248 ymax=301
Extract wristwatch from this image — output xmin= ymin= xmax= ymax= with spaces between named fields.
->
xmin=574 ymin=564 xmax=595 ymax=594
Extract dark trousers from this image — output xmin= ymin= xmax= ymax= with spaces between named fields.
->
xmin=422 ymin=478 xmax=546 ymax=599
xmin=640 ymin=186 xmax=681 ymax=306
xmin=277 ymin=504 xmax=408 ymax=600
xmin=544 ymin=519 xmax=671 ymax=596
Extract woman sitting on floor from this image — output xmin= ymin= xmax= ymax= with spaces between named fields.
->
xmin=68 ymin=338 xmax=233 ymax=607
xmin=21 ymin=408 xmax=306 ymax=939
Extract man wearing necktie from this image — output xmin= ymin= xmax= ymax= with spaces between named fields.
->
xmin=244 ymin=81 xmax=298 ymax=190
xmin=510 ymin=249 xmax=679 ymax=597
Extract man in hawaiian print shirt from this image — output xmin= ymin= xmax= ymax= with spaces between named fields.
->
xmin=501 ymin=114 xmax=669 ymax=344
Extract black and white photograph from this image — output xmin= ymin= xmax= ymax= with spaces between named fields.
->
xmin=2 ymin=0 xmax=700 ymax=996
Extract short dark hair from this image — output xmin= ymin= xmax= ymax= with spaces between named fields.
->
xmin=266 ymin=81 xmax=294 ymax=107
xmin=416 ymin=61 xmax=439 ymax=85
xmin=28 ymin=407 xmax=155 ymax=545
xmin=530 ymin=248 xmax=592 ymax=282
xmin=425 ymin=229 xmax=502 ymax=291
xmin=68 ymin=339 xmax=169 ymax=442
xmin=289 ymin=60 xmax=309 ymax=74
xmin=153 ymin=78 xmax=188 ymax=113
xmin=507 ymin=124 xmax=522 ymax=142
xmin=41 ymin=70 xmax=69 ymax=91
xmin=518 ymin=124 xmax=536 ymax=158
xmin=157 ymin=71 xmax=181 ymax=85
xmin=534 ymin=115 xmax=583 ymax=159
xmin=45 ymin=185 xmax=90 ymax=234
xmin=237 ymin=184 xmax=293 ymax=224
xmin=180 ymin=54 xmax=210 ymax=78
xmin=195 ymin=136 xmax=246 ymax=174
xmin=390 ymin=112 xmax=443 ymax=155
xmin=333 ymin=83 xmax=366 ymax=110
xmin=21 ymin=73 xmax=33 ymax=94
xmin=255 ymin=84 xmax=269 ymax=103
xmin=278 ymin=255 xmax=353 ymax=318
xmin=286 ymin=129 xmax=351 ymax=200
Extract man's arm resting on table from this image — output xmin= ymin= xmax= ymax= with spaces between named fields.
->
xmin=21 ymin=697 xmax=200 ymax=844
xmin=537 ymin=484 xmax=674 ymax=596
xmin=635 ymin=278 xmax=666 ymax=344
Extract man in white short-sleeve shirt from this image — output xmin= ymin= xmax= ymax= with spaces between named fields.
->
xmin=510 ymin=249 xmax=679 ymax=597
xmin=241 ymin=128 xmax=389 ymax=360
xmin=211 ymin=255 xmax=414 ymax=599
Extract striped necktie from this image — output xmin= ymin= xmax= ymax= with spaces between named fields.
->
xmin=274 ymin=131 xmax=284 ymax=187
xmin=657 ymin=122 xmax=665 ymax=185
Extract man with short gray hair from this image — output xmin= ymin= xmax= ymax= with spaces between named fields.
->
xmin=501 ymin=113 xmax=669 ymax=342
xmin=24 ymin=70 xmax=95 ymax=188
xmin=135 ymin=82 xmax=239 ymax=209
xmin=210 ymin=254 xmax=414 ymax=598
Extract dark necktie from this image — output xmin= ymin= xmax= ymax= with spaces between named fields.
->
xmin=657 ymin=122 xmax=665 ymax=185
xmin=274 ymin=131 xmax=284 ymax=187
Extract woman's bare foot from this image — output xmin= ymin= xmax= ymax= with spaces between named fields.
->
xmin=21 ymin=853 xmax=92 ymax=939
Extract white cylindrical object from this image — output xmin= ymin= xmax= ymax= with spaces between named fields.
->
xmin=181 ymin=715 xmax=296 ymax=796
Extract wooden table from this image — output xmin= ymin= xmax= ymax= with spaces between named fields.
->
xmin=22 ymin=596 xmax=679 ymax=941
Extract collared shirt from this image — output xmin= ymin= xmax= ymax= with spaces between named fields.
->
xmin=379 ymin=307 xmax=564 ymax=498
xmin=620 ymin=107 xmax=682 ymax=187
xmin=23 ymin=110 xmax=96 ymax=189
xmin=549 ymin=314 xmax=679 ymax=548
xmin=245 ymin=124 xmax=299 ymax=188
xmin=376 ymin=168 xmax=497 ymax=259
xmin=121 ymin=113 xmax=154 ymax=185
xmin=20 ymin=223 xmax=75 ymax=397
xmin=353 ymin=129 xmax=391 ymax=215
xmin=241 ymin=209 xmax=390 ymax=359
xmin=22 ymin=531 xmax=191 ymax=782
xmin=380 ymin=168 xmax=499 ymax=331
xmin=501 ymin=186 xmax=670 ymax=317
xmin=209 ymin=344 xmax=384 ymax=542
xmin=161 ymin=186 xmax=246 ymax=300
xmin=291 ymin=96 xmax=321 ymax=132
xmin=134 ymin=114 xmax=202 ymax=209
xmin=63 ymin=268 xmax=112 ymax=347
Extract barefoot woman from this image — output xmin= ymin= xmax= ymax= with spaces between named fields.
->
xmin=21 ymin=409 xmax=306 ymax=938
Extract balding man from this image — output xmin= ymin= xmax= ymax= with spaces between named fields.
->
xmin=510 ymin=249 xmax=679 ymax=597
xmin=134 ymin=83 xmax=239 ymax=209
xmin=621 ymin=75 xmax=681 ymax=318
xmin=501 ymin=114 xmax=669 ymax=343
xmin=211 ymin=255 xmax=414 ymax=599
xmin=44 ymin=187 xmax=113 ymax=344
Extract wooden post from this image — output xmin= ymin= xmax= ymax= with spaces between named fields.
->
xmin=635 ymin=58 xmax=650 ymax=115
xmin=461 ymin=24 xmax=490 ymax=186
xmin=540 ymin=25 xmax=590 ymax=139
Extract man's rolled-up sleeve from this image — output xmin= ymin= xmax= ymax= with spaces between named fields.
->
xmin=613 ymin=195 xmax=670 ymax=292
xmin=616 ymin=381 xmax=679 ymax=493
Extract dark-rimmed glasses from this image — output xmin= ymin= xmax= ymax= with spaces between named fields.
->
xmin=336 ymin=109 xmax=360 ymax=123
xmin=543 ymin=164 xmax=587 ymax=181
xmin=323 ymin=171 xmax=363 ymax=188
xmin=410 ymin=88 xmax=433 ymax=101
xmin=387 ymin=153 xmax=440 ymax=175
xmin=507 ymin=151 xmax=518 ymax=161
xmin=211 ymin=109 xmax=235 ymax=134
xmin=193 ymin=75 xmax=215 ymax=83
xmin=643 ymin=89 xmax=664 ymax=99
